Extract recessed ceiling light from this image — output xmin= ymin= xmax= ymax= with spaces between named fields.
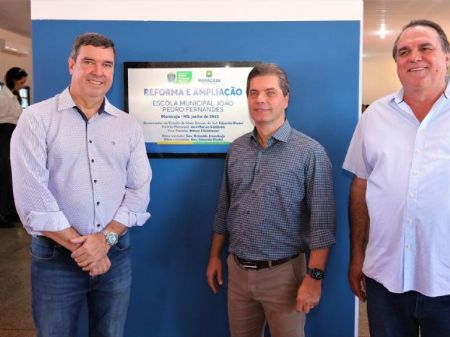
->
xmin=375 ymin=23 xmax=391 ymax=39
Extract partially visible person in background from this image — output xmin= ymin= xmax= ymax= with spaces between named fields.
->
xmin=0 ymin=67 xmax=28 ymax=227
xmin=361 ymin=104 xmax=369 ymax=113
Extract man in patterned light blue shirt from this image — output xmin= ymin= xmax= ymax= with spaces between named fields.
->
xmin=206 ymin=63 xmax=336 ymax=337
xmin=10 ymin=32 xmax=151 ymax=337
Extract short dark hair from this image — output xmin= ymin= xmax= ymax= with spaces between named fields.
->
xmin=392 ymin=19 xmax=450 ymax=60
xmin=246 ymin=63 xmax=290 ymax=96
xmin=70 ymin=32 xmax=116 ymax=61
xmin=4 ymin=67 xmax=28 ymax=91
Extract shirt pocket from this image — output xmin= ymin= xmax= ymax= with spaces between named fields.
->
xmin=425 ymin=133 xmax=450 ymax=161
xmin=260 ymin=177 xmax=304 ymax=207
xmin=94 ymin=134 xmax=131 ymax=169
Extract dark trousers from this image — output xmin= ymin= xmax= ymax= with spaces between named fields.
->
xmin=0 ymin=123 xmax=17 ymax=225
xmin=31 ymin=233 xmax=132 ymax=337
xmin=366 ymin=277 xmax=450 ymax=337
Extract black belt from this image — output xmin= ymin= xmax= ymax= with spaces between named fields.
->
xmin=235 ymin=254 xmax=299 ymax=270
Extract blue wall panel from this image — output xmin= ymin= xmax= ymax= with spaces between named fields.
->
xmin=32 ymin=20 xmax=359 ymax=337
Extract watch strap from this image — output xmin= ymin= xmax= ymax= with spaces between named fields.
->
xmin=306 ymin=267 xmax=325 ymax=280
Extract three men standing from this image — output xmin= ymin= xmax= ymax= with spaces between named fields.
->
xmin=206 ymin=63 xmax=336 ymax=337
xmin=17 ymin=22 xmax=448 ymax=337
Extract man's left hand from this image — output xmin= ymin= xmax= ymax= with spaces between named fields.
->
xmin=296 ymin=275 xmax=322 ymax=314
xmin=70 ymin=233 xmax=109 ymax=268
xmin=85 ymin=255 xmax=112 ymax=276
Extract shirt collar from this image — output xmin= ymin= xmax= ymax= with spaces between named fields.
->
xmin=251 ymin=119 xmax=292 ymax=144
xmin=444 ymin=78 xmax=450 ymax=99
xmin=58 ymin=87 xmax=119 ymax=117
xmin=393 ymin=80 xmax=450 ymax=105
xmin=393 ymin=88 xmax=405 ymax=104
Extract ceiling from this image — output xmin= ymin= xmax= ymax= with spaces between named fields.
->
xmin=0 ymin=0 xmax=30 ymax=37
xmin=364 ymin=0 xmax=450 ymax=58
xmin=1 ymin=0 xmax=450 ymax=58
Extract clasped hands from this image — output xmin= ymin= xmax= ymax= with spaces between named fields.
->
xmin=70 ymin=233 xmax=111 ymax=276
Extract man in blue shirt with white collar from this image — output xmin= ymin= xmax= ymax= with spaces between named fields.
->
xmin=11 ymin=32 xmax=151 ymax=337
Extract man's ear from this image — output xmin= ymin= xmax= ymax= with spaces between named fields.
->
xmin=284 ymin=93 xmax=289 ymax=110
xmin=68 ymin=57 xmax=74 ymax=75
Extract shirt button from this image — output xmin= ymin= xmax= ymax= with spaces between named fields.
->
xmin=89 ymin=140 xmax=93 ymax=144
xmin=91 ymin=159 xmax=95 ymax=163
xmin=94 ymin=179 xmax=97 ymax=183
xmin=97 ymin=224 xmax=101 ymax=228
xmin=96 ymin=201 xmax=100 ymax=205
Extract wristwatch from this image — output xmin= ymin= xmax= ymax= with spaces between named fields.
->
xmin=103 ymin=230 xmax=119 ymax=246
xmin=307 ymin=267 xmax=325 ymax=280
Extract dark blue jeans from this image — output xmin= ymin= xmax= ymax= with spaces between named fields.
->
xmin=30 ymin=233 xmax=132 ymax=337
xmin=366 ymin=277 xmax=450 ymax=337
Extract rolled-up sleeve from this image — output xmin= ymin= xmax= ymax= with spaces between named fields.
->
xmin=113 ymin=122 xmax=151 ymax=227
xmin=10 ymin=108 xmax=71 ymax=235
xmin=212 ymin=154 xmax=230 ymax=236
xmin=306 ymin=145 xmax=337 ymax=249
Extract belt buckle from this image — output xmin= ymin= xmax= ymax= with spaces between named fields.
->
xmin=236 ymin=256 xmax=259 ymax=269
xmin=241 ymin=262 xmax=258 ymax=269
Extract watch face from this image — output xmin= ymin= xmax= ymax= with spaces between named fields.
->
xmin=105 ymin=232 xmax=118 ymax=246
xmin=308 ymin=268 xmax=325 ymax=280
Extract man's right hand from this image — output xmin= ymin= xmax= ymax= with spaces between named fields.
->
xmin=349 ymin=255 xmax=366 ymax=301
xmin=348 ymin=176 xmax=369 ymax=302
xmin=206 ymin=256 xmax=223 ymax=294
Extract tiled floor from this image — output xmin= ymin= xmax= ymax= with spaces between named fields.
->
xmin=0 ymin=227 xmax=35 ymax=337
xmin=0 ymin=227 xmax=370 ymax=337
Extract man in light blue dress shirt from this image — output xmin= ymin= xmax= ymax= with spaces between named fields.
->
xmin=10 ymin=32 xmax=151 ymax=337
xmin=344 ymin=20 xmax=450 ymax=337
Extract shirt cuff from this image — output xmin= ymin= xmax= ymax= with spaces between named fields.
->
xmin=26 ymin=211 xmax=71 ymax=234
xmin=213 ymin=220 xmax=228 ymax=235
xmin=342 ymin=163 xmax=370 ymax=180
xmin=309 ymin=229 xmax=336 ymax=249
xmin=114 ymin=206 xmax=150 ymax=227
